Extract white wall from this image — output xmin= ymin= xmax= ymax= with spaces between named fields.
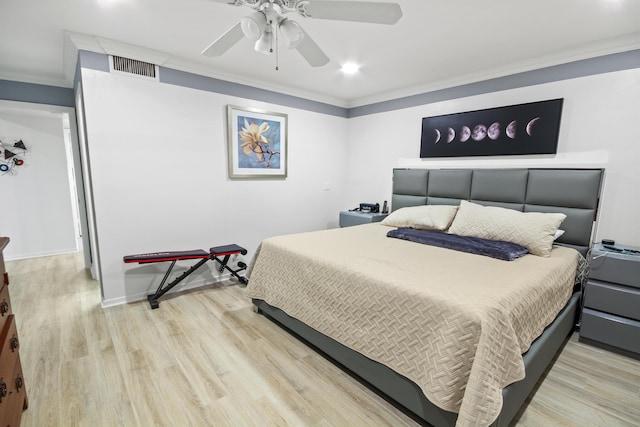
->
xmin=80 ymin=69 xmax=349 ymax=305
xmin=81 ymin=66 xmax=640 ymax=306
xmin=343 ymin=68 xmax=640 ymax=247
xmin=0 ymin=109 xmax=77 ymax=259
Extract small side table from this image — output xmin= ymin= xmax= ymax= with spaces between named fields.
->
xmin=580 ymin=243 xmax=640 ymax=357
xmin=339 ymin=211 xmax=388 ymax=227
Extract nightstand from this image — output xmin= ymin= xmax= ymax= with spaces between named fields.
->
xmin=339 ymin=211 xmax=388 ymax=227
xmin=580 ymin=243 xmax=640 ymax=356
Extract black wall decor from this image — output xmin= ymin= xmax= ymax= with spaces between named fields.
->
xmin=420 ymin=98 xmax=563 ymax=158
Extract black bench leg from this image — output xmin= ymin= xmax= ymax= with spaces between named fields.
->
xmin=147 ymin=294 xmax=160 ymax=309
xmin=213 ymin=256 xmax=248 ymax=285
xmin=235 ymin=262 xmax=249 ymax=285
xmin=147 ymin=258 xmax=210 ymax=309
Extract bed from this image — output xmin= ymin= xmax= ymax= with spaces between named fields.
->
xmin=247 ymin=168 xmax=603 ymax=426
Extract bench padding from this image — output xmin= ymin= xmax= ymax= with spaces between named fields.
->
xmin=123 ymin=250 xmax=209 ymax=264
xmin=210 ymin=244 xmax=247 ymax=256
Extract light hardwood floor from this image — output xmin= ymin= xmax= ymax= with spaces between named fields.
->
xmin=7 ymin=252 xmax=640 ymax=426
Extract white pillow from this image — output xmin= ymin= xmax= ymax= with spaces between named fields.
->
xmin=381 ymin=205 xmax=459 ymax=231
xmin=448 ymin=200 xmax=566 ymax=257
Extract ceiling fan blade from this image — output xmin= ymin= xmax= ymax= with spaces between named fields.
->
xmin=304 ymin=1 xmax=402 ymax=25
xmin=295 ymin=29 xmax=330 ymax=67
xmin=201 ymin=22 xmax=244 ymax=57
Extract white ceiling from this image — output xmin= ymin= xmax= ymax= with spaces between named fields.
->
xmin=1 ymin=0 xmax=639 ymax=108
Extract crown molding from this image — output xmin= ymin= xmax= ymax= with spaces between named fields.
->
xmin=63 ymin=31 xmax=347 ymax=108
xmin=347 ymin=32 xmax=640 ymax=108
xmin=160 ymin=56 xmax=348 ymax=108
xmin=0 ymin=70 xmax=70 ymax=88
xmin=28 ymin=30 xmax=640 ymax=112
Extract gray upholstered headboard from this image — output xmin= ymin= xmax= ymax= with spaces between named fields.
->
xmin=392 ymin=168 xmax=604 ymax=256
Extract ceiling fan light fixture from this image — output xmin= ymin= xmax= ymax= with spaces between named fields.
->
xmin=241 ymin=11 xmax=267 ymax=41
xmin=254 ymin=30 xmax=273 ymax=54
xmin=203 ymin=0 xmax=402 ymax=68
xmin=341 ymin=62 xmax=360 ymax=74
xmin=279 ymin=19 xmax=304 ymax=49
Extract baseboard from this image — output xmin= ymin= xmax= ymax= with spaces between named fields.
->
xmin=5 ymin=247 xmax=80 ymax=261
xmin=101 ymin=272 xmax=233 ymax=308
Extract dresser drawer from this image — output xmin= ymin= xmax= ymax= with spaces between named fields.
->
xmin=0 ymin=315 xmax=20 ymax=370
xmin=0 ymin=314 xmax=20 ymax=364
xmin=0 ymin=252 xmax=5 ymax=285
xmin=0 ymin=283 xmax=11 ymax=333
xmin=0 ymin=315 xmax=22 ymax=424
xmin=581 ymin=308 xmax=640 ymax=354
xmin=584 ymin=280 xmax=640 ymax=321
xmin=0 ymin=356 xmax=27 ymax=427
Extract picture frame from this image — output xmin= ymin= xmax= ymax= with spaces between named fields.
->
xmin=227 ymin=105 xmax=288 ymax=179
xmin=419 ymin=98 xmax=563 ymax=158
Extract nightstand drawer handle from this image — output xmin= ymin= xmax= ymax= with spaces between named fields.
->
xmin=16 ymin=375 xmax=23 ymax=391
xmin=0 ymin=300 xmax=8 ymax=316
xmin=10 ymin=335 xmax=19 ymax=352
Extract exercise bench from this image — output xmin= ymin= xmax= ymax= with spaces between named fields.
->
xmin=123 ymin=244 xmax=248 ymax=309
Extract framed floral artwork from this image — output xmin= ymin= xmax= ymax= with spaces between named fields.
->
xmin=227 ymin=105 xmax=288 ymax=179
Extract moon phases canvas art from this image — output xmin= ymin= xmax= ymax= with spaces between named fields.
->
xmin=420 ymin=98 xmax=563 ymax=158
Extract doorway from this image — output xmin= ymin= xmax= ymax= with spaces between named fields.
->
xmin=0 ymin=100 xmax=93 ymax=271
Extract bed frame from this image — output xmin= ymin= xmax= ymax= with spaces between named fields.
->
xmin=253 ymin=168 xmax=604 ymax=426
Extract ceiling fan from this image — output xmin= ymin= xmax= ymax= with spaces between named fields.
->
xmin=201 ymin=0 xmax=402 ymax=67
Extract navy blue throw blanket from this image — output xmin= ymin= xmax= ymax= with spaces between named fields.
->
xmin=387 ymin=228 xmax=529 ymax=261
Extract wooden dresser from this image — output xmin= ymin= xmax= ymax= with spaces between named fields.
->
xmin=0 ymin=237 xmax=28 ymax=426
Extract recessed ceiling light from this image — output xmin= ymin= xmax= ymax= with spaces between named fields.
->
xmin=601 ymin=0 xmax=625 ymax=9
xmin=340 ymin=62 xmax=360 ymax=75
xmin=97 ymin=0 xmax=128 ymax=8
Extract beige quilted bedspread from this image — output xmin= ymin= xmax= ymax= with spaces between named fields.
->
xmin=246 ymin=223 xmax=579 ymax=427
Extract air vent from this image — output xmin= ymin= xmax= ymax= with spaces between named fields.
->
xmin=110 ymin=55 xmax=158 ymax=80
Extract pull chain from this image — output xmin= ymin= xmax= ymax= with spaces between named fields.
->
xmin=275 ymin=22 xmax=279 ymax=71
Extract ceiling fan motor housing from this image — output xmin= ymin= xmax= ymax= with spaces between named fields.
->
xmin=203 ymin=0 xmax=402 ymax=68
xmin=241 ymin=2 xmax=304 ymax=52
